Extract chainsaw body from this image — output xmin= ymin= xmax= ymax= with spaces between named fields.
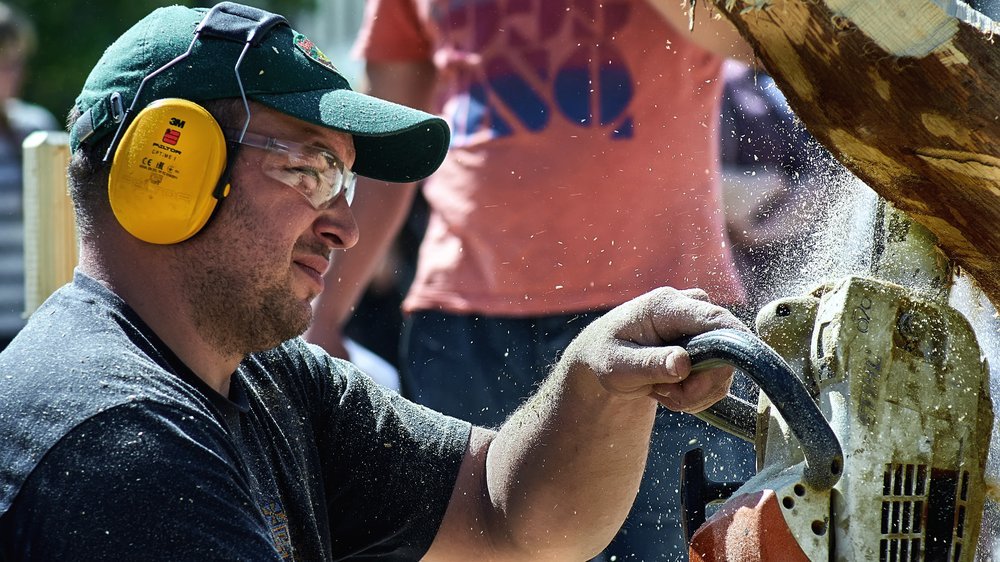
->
xmin=686 ymin=206 xmax=993 ymax=561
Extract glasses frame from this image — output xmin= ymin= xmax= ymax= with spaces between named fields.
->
xmin=224 ymin=129 xmax=357 ymax=208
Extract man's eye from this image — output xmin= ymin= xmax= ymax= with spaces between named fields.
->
xmin=289 ymin=167 xmax=321 ymax=192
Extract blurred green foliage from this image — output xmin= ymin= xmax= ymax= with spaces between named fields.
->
xmin=9 ymin=0 xmax=315 ymax=126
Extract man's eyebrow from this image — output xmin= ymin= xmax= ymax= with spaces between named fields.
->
xmin=297 ymin=127 xmax=351 ymax=160
xmin=304 ymin=141 xmax=349 ymax=168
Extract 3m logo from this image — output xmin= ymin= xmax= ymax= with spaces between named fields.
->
xmin=162 ymin=129 xmax=181 ymax=145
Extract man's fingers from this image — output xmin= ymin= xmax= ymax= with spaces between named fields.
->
xmin=598 ymin=287 xmax=747 ymax=349
xmin=647 ymin=292 xmax=746 ymax=344
xmin=679 ymin=288 xmax=712 ymax=302
xmin=604 ymin=345 xmax=692 ymax=397
xmin=570 ymin=286 xmax=745 ymax=406
xmin=650 ymin=366 xmax=734 ymax=413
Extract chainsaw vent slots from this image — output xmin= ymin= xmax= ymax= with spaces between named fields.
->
xmin=880 ymin=463 xmax=971 ymax=562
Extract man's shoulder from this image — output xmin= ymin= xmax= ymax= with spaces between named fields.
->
xmin=0 ymin=400 xmax=276 ymax=559
xmin=0 ymin=282 xmax=224 ymax=519
xmin=244 ymin=338 xmax=355 ymax=394
xmin=0 ymin=280 xmax=208 ymax=412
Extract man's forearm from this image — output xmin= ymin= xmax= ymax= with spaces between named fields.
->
xmin=477 ymin=287 xmax=742 ymax=558
xmin=428 ymin=285 xmax=744 ymax=560
xmin=485 ymin=363 xmax=659 ymax=559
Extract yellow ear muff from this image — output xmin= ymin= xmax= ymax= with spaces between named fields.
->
xmin=108 ymin=98 xmax=229 ymax=244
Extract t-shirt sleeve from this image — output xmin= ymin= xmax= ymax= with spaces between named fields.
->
xmin=301 ymin=344 xmax=472 ymax=560
xmin=353 ymin=0 xmax=433 ymax=62
xmin=0 ymin=402 xmax=282 ymax=561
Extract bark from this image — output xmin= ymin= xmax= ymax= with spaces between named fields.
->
xmin=708 ymin=0 xmax=1000 ymax=307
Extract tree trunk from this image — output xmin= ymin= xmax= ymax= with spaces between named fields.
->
xmin=708 ymin=0 xmax=1000 ymax=307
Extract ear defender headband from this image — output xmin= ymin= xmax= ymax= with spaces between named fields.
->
xmin=103 ymin=3 xmax=288 ymax=244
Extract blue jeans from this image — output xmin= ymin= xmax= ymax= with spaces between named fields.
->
xmin=402 ymin=310 xmax=756 ymax=561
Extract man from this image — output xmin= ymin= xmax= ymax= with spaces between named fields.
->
xmin=306 ymin=1 xmax=757 ymax=558
xmin=0 ymin=3 xmax=746 ymax=560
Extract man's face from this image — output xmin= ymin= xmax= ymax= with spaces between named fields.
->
xmin=0 ymin=46 xmax=26 ymax=101
xmin=171 ymin=104 xmax=360 ymax=357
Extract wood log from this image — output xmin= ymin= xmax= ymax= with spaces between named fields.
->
xmin=707 ymin=0 xmax=1000 ymax=307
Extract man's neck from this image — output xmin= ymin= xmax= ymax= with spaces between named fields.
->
xmin=78 ymin=245 xmax=242 ymax=397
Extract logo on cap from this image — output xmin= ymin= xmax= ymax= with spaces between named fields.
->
xmin=294 ymin=33 xmax=337 ymax=73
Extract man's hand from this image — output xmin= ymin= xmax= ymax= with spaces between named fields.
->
xmin=431 ymin=287 xmax=749 ymax=560
xmin=563 ymin=286 xmax=748 ymax=413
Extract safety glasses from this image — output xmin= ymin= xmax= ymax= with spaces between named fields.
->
xmin=225 ymin=129 xmax=356 ymax=208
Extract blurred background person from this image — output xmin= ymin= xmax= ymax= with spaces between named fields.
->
xmin=0 ymin=1 xmax=57 ymax=351
xmin=718 ymin=58 xmax=840 ymax=313
xmin=307 ymin=1 xmax=758 ymax=559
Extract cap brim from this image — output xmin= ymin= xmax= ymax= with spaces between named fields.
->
xmin=252 ymin=88 xmax=450 ymax=183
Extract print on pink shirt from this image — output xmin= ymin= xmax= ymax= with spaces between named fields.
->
xmin=432 ymin=0 xmax=635 ymax=146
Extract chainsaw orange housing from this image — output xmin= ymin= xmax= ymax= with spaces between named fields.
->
xmin=688 ymin=490 xmax=811 ymax=562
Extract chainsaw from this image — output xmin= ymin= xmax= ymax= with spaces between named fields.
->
xmin=679 ymin=201 xmax=994 ymax=561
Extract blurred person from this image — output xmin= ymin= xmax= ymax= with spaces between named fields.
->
xmin=0 ymin=2 xmax=58 ymax=351
xmin=0 ymin=3 xmax=750 ymax=559
xmin=307 ymin=1 xmax=758 ymax=559
xmin=719 ymin=59 xmax=839 ymax=312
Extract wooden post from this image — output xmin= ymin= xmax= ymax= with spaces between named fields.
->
xmin=708 ymin=0 xmax=1000 ymax=307
xmin=22 ymin=131 xmax=77 ymax=316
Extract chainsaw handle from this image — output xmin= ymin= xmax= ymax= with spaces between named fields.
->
xmin=680 ymin=328 xmax=843 ymax=491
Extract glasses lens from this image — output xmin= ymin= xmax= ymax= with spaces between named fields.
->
xmin=342 ymin=172 xmax=357 ymax=205
xmin=226 ymin=130 xmax=356 ymax=209
xmin=260 ymin=143 xmax=354 ymax=209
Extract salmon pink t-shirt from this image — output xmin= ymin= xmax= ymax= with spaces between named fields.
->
xmin=356 ymin=0 xmax=745 ymax=316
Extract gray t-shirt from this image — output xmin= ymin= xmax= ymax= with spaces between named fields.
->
xmin=0 ymin=272 xmax=471 ymax=560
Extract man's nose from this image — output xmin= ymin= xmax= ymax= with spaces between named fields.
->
xmin=314 ymin=195 xmax=360 ymax=250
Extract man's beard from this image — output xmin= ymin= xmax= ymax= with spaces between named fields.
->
xmin=180 ymin=261 xmax=312 ymax=358
xmin=169 ymin=181 xmax=334 ymax=359
xmin=172 ymin=195 xmax=315 ymax=358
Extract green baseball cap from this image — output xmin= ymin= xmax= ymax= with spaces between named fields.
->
xmin=70 ymin=3 xmax=449 ymax=183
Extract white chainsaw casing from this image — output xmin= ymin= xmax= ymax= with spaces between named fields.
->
xmin=755 ymin=276 xmax=992 ymax=562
